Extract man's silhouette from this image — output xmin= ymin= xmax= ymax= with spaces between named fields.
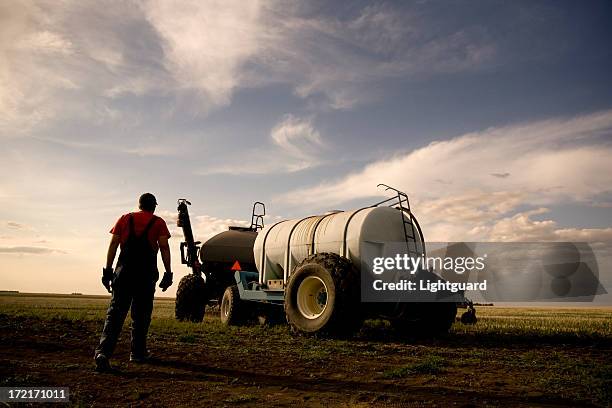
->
xmin=94 ymin=193 xmax=173 ymax=372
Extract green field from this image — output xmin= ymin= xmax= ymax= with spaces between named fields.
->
xmin=1 ymin=293 xmax=610 ymax=340
xmin=1 ymin=293 xmax=611 ymax=406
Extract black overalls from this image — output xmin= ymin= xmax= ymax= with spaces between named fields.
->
xmin=95 ymin=214 xmax=159 ymax=359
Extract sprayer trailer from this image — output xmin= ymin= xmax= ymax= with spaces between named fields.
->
xmin=175 ymin=185 xmax=475 ymax=336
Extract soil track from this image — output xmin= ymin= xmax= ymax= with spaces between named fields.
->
xmin=0 ymin=296 xmax=611 ymax=407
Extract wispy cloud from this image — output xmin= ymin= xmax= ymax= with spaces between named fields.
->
xmin=6 ymin=221 xmax=27 ymax=230
xmin=30 ymin=135 xmax=191 ymax=157
xmin=270 ymin=115 xmax=324 ymax=161
xmin=199 ymin=114 xmax=326 ymax=175
xmin=1 ymin=1 xmax=499 ymax=137
xmin=265 ymin=114 xmax=326 ymax=172
xmin=0 ymin=246 xmax=66 ymax=254
xmin=271 ymin=4 xmax=496 ymax=109
xmin=0 ymin=1 xmax=167 ymax=135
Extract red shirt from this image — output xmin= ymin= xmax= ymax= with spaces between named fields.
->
xmin=110 ymin=211 xmax=171 ymax=252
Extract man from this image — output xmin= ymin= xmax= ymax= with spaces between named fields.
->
xmin=94 ymin=193 xmax=173 ymax=372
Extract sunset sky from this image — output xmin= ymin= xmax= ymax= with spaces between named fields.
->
xmin=1 ymin=1 xmax=611 ymax=300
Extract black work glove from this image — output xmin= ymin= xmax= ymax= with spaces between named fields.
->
xmin=102 ymin=267 xmax=114 ymax=293
xmin=159 ymin=272 xmax=173 ymax=292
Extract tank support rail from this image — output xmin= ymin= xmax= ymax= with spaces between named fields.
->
xmin=234 ymin=271 xmax=285 ymax=304
xmin=459 ymin=299 xmax=478 ymax=324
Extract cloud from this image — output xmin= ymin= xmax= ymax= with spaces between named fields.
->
xmin=29 ymin=133 xmax=196 ymax=158
xmin=16 ymin=30 xmax=74 ymax=55
xmin=157 ymin=209 xmax=250 ymax=241
xmin=264 ymin=114 xmax=326 ymax=172
xmin=2 ymin=221 xmax=37 ymax=234
xmin=155 ymin=210 xmax=180 ymax=238
xmin=275 ymin=110 xmax=612 ymax=241
xmin=273 ymin=4 xmax=496 ymax=109
xmin=0 ymin=0 xmax=500 ymax=136
xmin=199 ymin=114 xmax=326 ymax=175
xmin=482 ymin=208 xmax=612 ymax=243
xmin=278 ymin=110 xmax=612 ymax=206
xmin=420 ymin=191 xmax=526 ymax=225
xmin=158 ymin=208 xmax=283 ymax=261
xmin=270 ymin=115 xmax=323 ymax=160
xmin=146 ymin=1 xmax=493 ymax=111
xmin=0 ymin=0 xmax=168 ymax=135
xmin=0 ymin=246 xmax=66 ymax=254
xmin=193 ymin=215 xmax=249 ymax=242
xmin=143 ymin=0 xmax=264 ymax=107
xmin=0 ymin=2 xmax=67 ymax=133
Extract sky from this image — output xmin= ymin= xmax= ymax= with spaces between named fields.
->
xmin=1 ymin=0 xmax=611 ymax=301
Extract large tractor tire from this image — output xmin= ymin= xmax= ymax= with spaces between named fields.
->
xmin=391 ymin=302 xmax=457 ymax=336
xmin=220 ymin=285 xmax=245 ymax=326
xmin=175 ymin=274 xmax=207 ymax=322
xmin=284 ymin=252 xmax=362 ymax=336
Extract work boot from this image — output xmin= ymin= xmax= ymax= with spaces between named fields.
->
xmin=130 ymin=350 xmax=153 ymax=364
xmin=94 ymin=353 xmax=112 ymax=372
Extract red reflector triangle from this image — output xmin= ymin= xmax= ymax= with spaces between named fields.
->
xmin=231 ymin=261 xmax=242 ymax=271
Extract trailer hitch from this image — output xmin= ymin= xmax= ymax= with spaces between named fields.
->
xmin=460 ymin=300 xmax=477 ymax=324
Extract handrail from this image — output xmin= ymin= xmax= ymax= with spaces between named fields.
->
xmin=373 ymin=184 xmax=426 ymax=258
xmin=250 ymin=201 xmax=266 ymax=231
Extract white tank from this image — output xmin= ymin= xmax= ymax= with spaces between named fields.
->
xmin=253 ymin=206 xmax=423 ymax=285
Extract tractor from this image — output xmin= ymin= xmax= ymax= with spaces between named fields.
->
xmin=174 ymin=185 xmax=476 ymax=336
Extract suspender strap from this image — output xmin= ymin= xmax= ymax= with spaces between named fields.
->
xmin=142 ymin=215 xmax=158 ymax=237
xmin=127 ymin=213 xmax=157 ymax=238
xmin=128 ymin=213 xmax=135 ymax=236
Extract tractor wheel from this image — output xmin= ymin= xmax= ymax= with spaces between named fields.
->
xmin=284 ymin=252 xmax=362 ymax=336
xmin=391 ymin=302 xmax=457 ymax=337
xmin=220 ymin=285 xmax=244 ymax=326
xmin=175 ymin=274 xmax=207 ymax=322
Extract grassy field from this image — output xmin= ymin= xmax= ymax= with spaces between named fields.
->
xmin=2 ymin=293 xmax=610 ymax=342
xmin=1 ymin=293 xmax=611 ymax=407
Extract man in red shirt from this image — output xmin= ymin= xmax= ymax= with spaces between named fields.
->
xmin=94 ymin=193 xmax=173 ymax=372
